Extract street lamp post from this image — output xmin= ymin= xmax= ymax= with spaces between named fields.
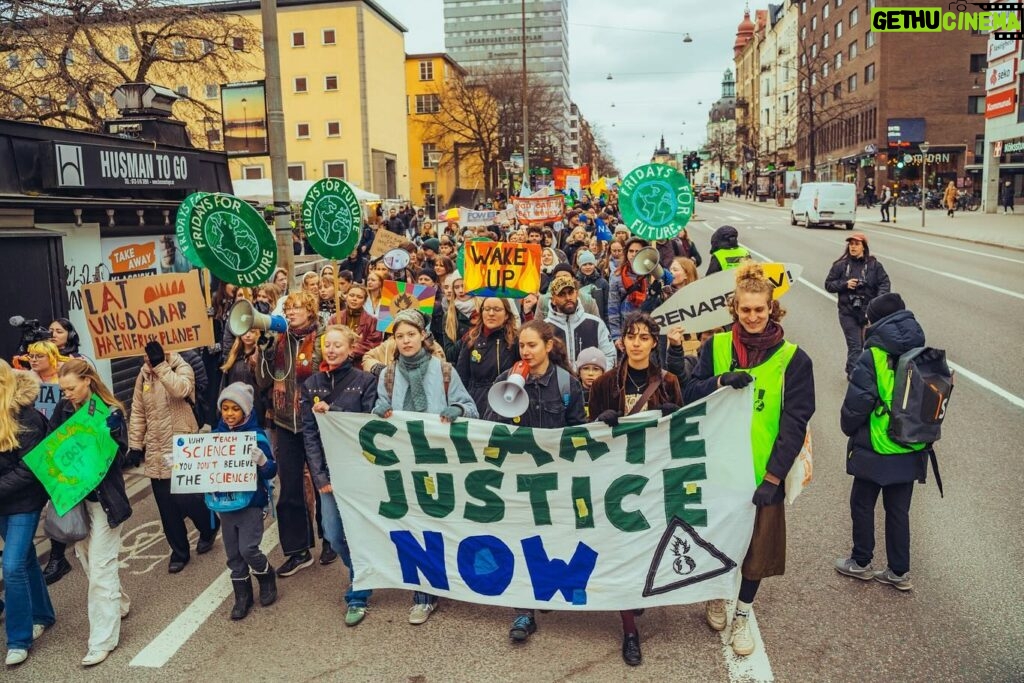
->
xmin=427 ymin=150 xmax=442 ymax=221
xmin=919 ymin=141 xmax=930 ymax=227
xmin=240 ymin=97 xmax=248 ymax=150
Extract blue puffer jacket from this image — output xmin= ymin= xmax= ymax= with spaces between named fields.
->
xmin=209 ymin=412 xmax=277 ymax=510
xmin=840 ymin=309 xmax=931 ymax=486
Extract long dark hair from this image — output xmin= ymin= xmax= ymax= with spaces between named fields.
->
xmin=49 ymin=317 xmax=80 ymax=355
xmin=832 ymin=239 xmax=872 ymax=266
xmin=518 ymin=320 xmax=573 ymax=374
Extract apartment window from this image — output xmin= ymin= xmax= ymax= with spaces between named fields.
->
xmin=34 ymin=52 xmax=46 ymax=68
xmin=849 ymin=7 xmax=859 ymax=25
xmin=801 ymin=0 xmax=807 ymax=12
xmin=117 ymin=45 xmax=130 ymax=62
xmin=326 ymin=121 xmax=341 ymax=137
xmin=864 ymin=62 xmax=875 ymax=83
xmin=811 ymin=43 xmax=818 ymax=58
xmin=833 ymin=83 xmax=842 ymax=99
xmin=847 ymin=74 xmax=856 ymax=92
xmin=322 ymin=29 xmax=336 ymax=45
xmin=823 ymin=62 xmax=830 ymax=78
xmin=823 ymin=33 xmax=830 ymax=49
xmin=324 ymin=75 xmax=338 ymax=91
xmin=419 ymin=60 xmax=434 ymax=81
xmin=232 ymin=37 xmax=245 ymax=51
xmin=849 ymin=40 xmax=858 ymax=59
xmin=782 ymin=94 xmax=790 ymax=113
xmin=64 ymin=49 xmax=74 ymax=65
xmin=812 ymin=15 xmax=818 ymax=30
xmin=12 ymin=97 xmax=24 ymax=112
xmin=294 ymin=77 xmax=308 ymax=93
xmin=415 ymin=93 xmax=440 ymax=114
xmin=175 ymin=85 xmax=189 ymax=97
xmin=422 ymin=142 xmax=438 ymax=168
xmin=835 ymin=20 xmax=843 ymax=38
xmin=207 ymin=129 xmax=221 ymax=144
xmin=835 ymin=52 xmax=842 ymax=69
xmin=7 ymin=54 xmax=18 ymax=69
xmin=967 ymin=96 xmax=985 ymax=114
xmin=242 ymin=165 xmax=264 ymax=179
xmin=836 ymin=0 xmax=843 ymax=6
xmin=287 ymin=164 xmax=305 ymax=181
xmin=204 ymin=84 xmax=218 ymax=99
xmin=969 ymin=54 xmax=987 ymax=72
xmin=801 ymin=53 xmax=808 ymax=66
xmin=202 ymin=39 xmax=214 ymax=54
xmin=800 ymin=26 xmax=807 ymax=40
xmin=173 ymin=41 xmax=186 ymax=57
xmin=865 ymin=30 xmax=875 ymax=47
xmin=823 ymin=4 xmax=830 ymax=18
xmin=65 ymin=94 xmax=77 ymax=109
xmin=296 ymin=122 xmax=310 ymax=138
xmin=291 ymin=31 xmax=305 ymax=47
xmin=37 ymin=95 xmax=52 ymax=110
xmin=324 ymin=161 xmax=347 ymax=179
xmin=91 ymin=91 xmax=105 ymax=106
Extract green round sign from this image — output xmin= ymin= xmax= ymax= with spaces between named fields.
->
xmin=301 ymin=178 xmax=362 ymax=259
xmin=618 ymin=163 xmax=695 ymax=241
xmin=175 ymin=192 xmax=207 ymax=268
xmin=189 ymin=193 xmax=277 ymax=287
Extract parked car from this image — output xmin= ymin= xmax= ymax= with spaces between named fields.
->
xmin=698 ymin=185 xmax=720 ymax=202
xmin=790 ymin=182 xmax=856 ymax=229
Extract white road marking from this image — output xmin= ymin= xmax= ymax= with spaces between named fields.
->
xmin=129 ymin=522 xmax=279 ymax=668
xmin=868 ymin=252 xmax=1024 ymax=301
xmin=722 ymin=601 xmax=775 ymax=683
xmin=859 ymin=230 xmax=1024 ymax=265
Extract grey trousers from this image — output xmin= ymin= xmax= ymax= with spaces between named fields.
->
xmin=220 ymin=507 xmax=269 ymax=579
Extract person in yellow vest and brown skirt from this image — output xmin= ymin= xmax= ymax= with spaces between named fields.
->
xmin=834 ymin=293 xmax=928 ymax=592
xmin=684 ymin=263 xmax=816 ymax=657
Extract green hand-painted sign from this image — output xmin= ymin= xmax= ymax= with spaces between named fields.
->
xmin=189 ymin=193 xmax=277 ymax=287
xmin=23 ymin=395 xmax=118 ymax=516
xmin=618 ymin=164 xmax=695 ymax=241
xmin=301 ymin=178 xmax=362 ymax=259
xmin=175 ymin=192 xmax=208 ymax=268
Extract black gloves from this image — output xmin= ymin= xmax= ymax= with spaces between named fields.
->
xmin=106 ymin=409 xmax=125 ymax=438
xmin=752 ymin=480 xmax=778 ymax=507
xmin=595 ymin=409 xmax=620 ymax=427
xmin=145 ymin=341 xmax=165 ymax=367
xmin=126 ymin=449 xmax=145 ymax=468
xmin=658 ymin=403 xmax=680 ymax=416
xmin=719 ymin=372 xmax=753 ymax=389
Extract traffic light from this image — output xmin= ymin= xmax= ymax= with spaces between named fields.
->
xmin=685 ymin=152 xmax=701 ymax=171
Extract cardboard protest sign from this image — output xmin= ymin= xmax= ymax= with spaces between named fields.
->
xmin=651 ymin=263 xmax=802 ymax=335
xmin=171 ymin=432 xmax=258 ymax=494
xmin=81 ymin=270 xmax=214 ymax=360
xmin=618 ymin=164 xmax=695 ymax=241
xmin=319 ymin=387 xmax=756 ymax=610
xmin=376 ymin=281 xmax=437 ymax=333
xmin=302 ymin=178 xmax=362 ymax=259
xmin=462 ymin=241 xmax=542 ymax=298
xmin=513 ymin=196 xmax=565 ymax=224
xmin=370 ymin=229 xmax=408 ymax=259
xmin=23 ymin=394 xmax=118 ymax=515
xmin=35 ymin=383 xmax=61 ymax=420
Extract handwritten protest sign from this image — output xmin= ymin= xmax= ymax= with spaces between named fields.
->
xmin=458 ymin=207 xmax=499 ymax=227
xmin=462 ymin=241 xmax=542 ymax=298
xmin=80 ymin=270 xmax=214 ymax=359
xmin=23 ymin=395 xmax=118 ymax=515
xmin=35 ymin=383 xmax=61 ymax=420
xmin=513 ymin=196 xmax=565 ymax=224
xmin=318 ymin=388 xmax=756 ymax=610
xmin=376 ymin=281 xmax=437 ymax=333
xmin=370 ymin=229 xmax=408 ymax=259
xmin=553 ymin=166 xmax=591 ymax=191
xmin=171 ymin=432 xmax=258 ymax=494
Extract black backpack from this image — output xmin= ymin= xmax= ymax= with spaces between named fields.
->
xmin=888 ymin=347 xmax=954 ymax=445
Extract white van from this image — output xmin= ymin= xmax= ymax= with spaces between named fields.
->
xmin=790 ymin=182 xmax=857 ymax=229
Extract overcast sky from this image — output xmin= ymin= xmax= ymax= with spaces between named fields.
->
xmin=375 ymin=0 xmax=740 ymax=176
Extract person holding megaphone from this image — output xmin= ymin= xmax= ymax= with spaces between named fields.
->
xmin=608 ymin=238 xmax=674 ymax=353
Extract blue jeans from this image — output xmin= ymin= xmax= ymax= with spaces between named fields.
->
xmin=0 ymin=511 xmax=56 ymax=649
xmin=318 ymin=490 xmax=372 ymax=607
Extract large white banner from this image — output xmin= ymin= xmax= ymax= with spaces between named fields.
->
xmin=319 ymin=388 xmax=756 ymax=611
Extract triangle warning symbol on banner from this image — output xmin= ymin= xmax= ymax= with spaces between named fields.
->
xmin=642 ymin=516 xmax=738 ymax=597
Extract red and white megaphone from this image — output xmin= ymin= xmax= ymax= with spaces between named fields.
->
xmin=487 ymin=360 xmax=531 ymax=418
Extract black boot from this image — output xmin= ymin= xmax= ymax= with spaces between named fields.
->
xmin=622 ymin=631 xmax=642 ymax=666
xmin=253 ymin=567 xmax=278 ymax=607
xmin=43 ymin=556 xmax=72 ymax=585
xmin=230 ymin=576 xmax=254 ymax=620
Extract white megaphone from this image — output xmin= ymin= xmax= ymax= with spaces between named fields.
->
xmin=227 ymin=300 xmax=288 ymax=336
xmin=487 ymin=360 xmax=531 ymax=418
xmin=382 ymin=248 xmax=411 ymax=271
xmin=632 ymin=246 xmax=664 ymax=279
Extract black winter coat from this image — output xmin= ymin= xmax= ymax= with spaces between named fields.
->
xmin=49 ymin=398 xmax=132 ymax=528
xmin=685 ymin=335 xmax=816 ymax=503
xmin=824 ymin=255 xmax=891 ymax=320
xmin=840 ymin=310 xmax=931 ymax=486
xmin=578 ymin=271 xmax=610 ymax=321
xmin=300 ymin=362 xmax=378 ymax=490
xmin=484 ymin=364 xmax=587 ymax=429
xmin=0 ymin=402 xmax=50 ymax=516
xmin=455 ymin=328 xmax=520 ymax=416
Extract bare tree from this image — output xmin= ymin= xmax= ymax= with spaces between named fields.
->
xmin=0 ymin=0 xmax=261 ymax=143
xmin=703 ymin=124 xmax=737 ymax=184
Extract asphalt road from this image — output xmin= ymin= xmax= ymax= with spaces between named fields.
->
xmin=6 ymin=202 xmax=1023 ymax=682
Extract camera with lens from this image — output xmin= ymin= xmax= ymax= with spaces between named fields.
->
xmin=9 ymin=316 xmax=52 ymax=354
xmin=849 ymin=295 xmax=866 ymax=310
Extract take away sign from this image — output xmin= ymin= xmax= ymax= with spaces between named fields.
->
xmin=463 ymin=241 xmax=542 ymax=298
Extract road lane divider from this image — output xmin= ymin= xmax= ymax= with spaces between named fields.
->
xmin=858 ymin=231 xmax=1024 ymax=266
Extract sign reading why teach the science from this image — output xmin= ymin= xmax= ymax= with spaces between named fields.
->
xmin=171 ymin=432 xmax=258 ymax=494
xmin=318 ymin=389 xmax=757 ymax=610
xmin=463 ymin=241 xmax=542 ymax=298
xmin=80 ymin=270 xmax=214 ymax=360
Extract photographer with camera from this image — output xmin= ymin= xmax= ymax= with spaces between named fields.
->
xmin=825 ymin=233 xmax=891 ymax=378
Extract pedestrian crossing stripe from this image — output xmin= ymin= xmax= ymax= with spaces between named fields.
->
xmin=643 ymin=516 xmax=737 ymax=597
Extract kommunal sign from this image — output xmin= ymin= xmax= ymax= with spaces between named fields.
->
xmin=318 ymin=389 xmax=757 ymax=610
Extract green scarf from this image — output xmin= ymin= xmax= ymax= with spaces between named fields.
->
xmin=399 ymin=348 xmax=431 ymax=412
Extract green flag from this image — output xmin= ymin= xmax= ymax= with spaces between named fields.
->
xmin=23 ymin=395 xmax=118 ymax=516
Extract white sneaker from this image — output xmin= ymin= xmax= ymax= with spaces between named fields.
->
xmin=82 ymin=650 xmax=110 ymax=666
xmin=408 ymin=603 xmax=435 ymax=625
xmin=705 ymin=599 xmax=727 ymax=632
xmin=730 ymin=614 xmax=755 ymax=657
xmin=5 ymin=649 xmax=28 ymax=666
xmin=32 ymin=624 xmax=45 ymax=641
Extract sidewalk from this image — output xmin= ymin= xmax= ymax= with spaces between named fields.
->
xmin=719 ymin=195 xmax=1024 ymax=251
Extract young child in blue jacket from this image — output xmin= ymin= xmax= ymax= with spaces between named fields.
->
xmin=208 ymin=382 xmax=278 ymax=621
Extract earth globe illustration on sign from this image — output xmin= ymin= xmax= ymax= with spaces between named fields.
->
xmin=632 ymin=180 xmax=678 ymax=227
xmin=207 ymin=212 xmax=260 ymax=271
xmin=312 ymin=196 xmax=354 ymax=247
